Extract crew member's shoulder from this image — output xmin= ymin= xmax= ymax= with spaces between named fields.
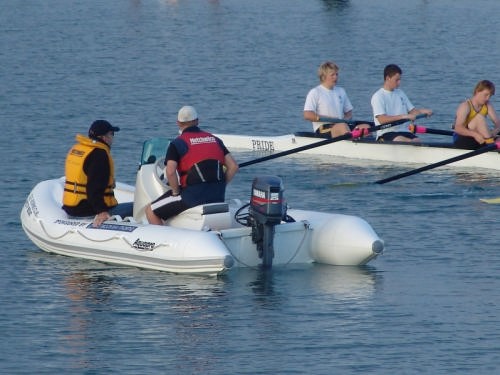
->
xmin=88 ymin=147 xmax=109 ymax=158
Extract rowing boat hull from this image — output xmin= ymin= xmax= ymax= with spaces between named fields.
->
xmin=215 ymin=132 xmax=500 ymax=171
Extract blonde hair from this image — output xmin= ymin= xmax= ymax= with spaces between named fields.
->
xmin=318 ymin=61 xmax=339 ymax=82
xmin=474 ymin=80 xmax=495 ymax=96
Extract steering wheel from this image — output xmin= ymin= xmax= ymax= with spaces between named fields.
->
xmin=154 ymin=157 xmax=169 ymax=187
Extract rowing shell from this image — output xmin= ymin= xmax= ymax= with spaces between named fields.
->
xmin=215 ymin=131 xmax=500 ymax=171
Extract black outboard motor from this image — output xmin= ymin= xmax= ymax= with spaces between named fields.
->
xmin=248 ymin=175 xmax=286 ymax=269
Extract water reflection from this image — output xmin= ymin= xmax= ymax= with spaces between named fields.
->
xmin=234 ymin=264 xmax=382 ymax=302
xmin=248 ymin=268 xmax=276 ymax=296
xmin=34 ymin=256 xmax=383 ymax=373
xmin=60 ymin=268 xmax=230 ymax=372
xmin=61 ymin=270 xmax=118 ymax=371
xmin=308 ymin=264 xmax=382 ymax=300
xmin=321 ymin=0 xmax=351 ymax=11
xmin=453 ymin=170 xmax=500 ymax=186
xmin=64 ymin=271 xmax=115 ymax=304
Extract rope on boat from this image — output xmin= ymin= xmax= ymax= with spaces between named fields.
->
xmin=283 ymin=220 xmax=311 ymax=266
xmin=36 ymin=215 xmax=311 ymax=263
xmin=77 ymin=231 xmax=125 ymax=243
xmin=38 ymin=219 xmax=124 ymax=243
xmin=219 ymin=220 xmax=311 ymax=268
xmin=38 ymin=220 xmax=77 ymax=240
xmin=218 ymin=232 xmax=258 ymax=269
xmin=37 ymin=218 xmax=174 ymax=250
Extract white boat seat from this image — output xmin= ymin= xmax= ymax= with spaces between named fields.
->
xmin=165 ymin=202 xmax=231 ymax=231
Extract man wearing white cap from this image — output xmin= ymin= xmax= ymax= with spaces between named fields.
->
xmin=145 ymin=106 xmax=239 ymax=224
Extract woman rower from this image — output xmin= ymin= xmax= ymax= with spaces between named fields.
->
xmin=453 ymin=80 xmax=500 ymax=149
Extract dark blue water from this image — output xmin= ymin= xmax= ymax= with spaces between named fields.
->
xmin=2 ymin=0 xmax=500 ymax=373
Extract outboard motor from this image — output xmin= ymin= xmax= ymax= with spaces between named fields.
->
xmin=248 ymin=175 xmax=286 ymax=269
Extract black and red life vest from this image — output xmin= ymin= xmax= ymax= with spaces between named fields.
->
xmin=177 ymin=130 xmax=225 ymax=187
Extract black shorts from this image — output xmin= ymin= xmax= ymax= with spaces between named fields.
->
xmin=315 ymin=122 xmax=372 ymax=137
xmin=378 ymin=132 xmax=417 ymax=142
xmin=151 ymin=191 xmax=188 ymax=220
xmin=315 ymin=123 xmax=337 ymax=135
xmin=453 ymin=134 xmax=481 ymax=150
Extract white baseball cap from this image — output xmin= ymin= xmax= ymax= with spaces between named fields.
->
xmin=177 ymin=106 xmax=198 ymax=122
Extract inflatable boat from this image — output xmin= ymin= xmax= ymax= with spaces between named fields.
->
xmin=20 ymin=138 xmax=384 ymax=275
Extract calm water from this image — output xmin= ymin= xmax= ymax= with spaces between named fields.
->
xmin=2 ymin=0 xmax=500 ymax=373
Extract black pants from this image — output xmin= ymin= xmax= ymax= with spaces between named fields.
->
xmin=453 ymin=135 xmax=481 ymax=150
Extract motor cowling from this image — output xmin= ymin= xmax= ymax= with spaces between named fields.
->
xmin=249 ymin=175 xmax=286 ymax=223
xmin=248 ymin=176 xmax=286 ymax=268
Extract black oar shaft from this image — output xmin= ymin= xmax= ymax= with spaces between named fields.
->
xmin=409 ymin=124 xmax=454 ymax=136
xmin=425 ymin=128 xmax=454 ymax=136
xmin=375 ymin=142 xmax=500 ymax=184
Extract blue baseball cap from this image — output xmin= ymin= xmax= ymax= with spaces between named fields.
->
xmin=88 ymin=120 xmax=120 ymax=138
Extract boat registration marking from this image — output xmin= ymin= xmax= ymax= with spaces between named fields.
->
xmin=251 ymin=139 xmax=275 ymax=151
xmin=55 ymin=219 xmax=88 ymax=227
xmin=26 ymin=194 xmax=39 ymax=217
xmin=132 ymin=238 xmax=156 ymax=251
xmin=85 ymin=223 xmax=138 ymax=232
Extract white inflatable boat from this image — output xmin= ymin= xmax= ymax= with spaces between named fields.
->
xmin=20 ymin=138 xmax=384 ymax=275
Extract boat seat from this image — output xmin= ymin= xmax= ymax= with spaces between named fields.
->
xmin=165 ymin=202 xmax=231 ymax=231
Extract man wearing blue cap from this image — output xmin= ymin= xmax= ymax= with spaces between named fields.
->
xmin=62 ymin=120 xmax=133 ymax=227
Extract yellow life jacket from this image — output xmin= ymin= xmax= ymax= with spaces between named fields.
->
xmin=466 ymin=99 xmax=488 ymax=126
xmin=63 ymin=134 xmax=117 ymax=208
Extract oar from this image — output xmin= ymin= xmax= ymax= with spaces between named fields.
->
xmin=238 ymin=115 xmax=427 ymax=168
xmin=375 ymin=140 xmax=500 ymax=184
xmin=480 ymin=197 xmax=500 ymax=204
xmin=408 ymin=124 xmax=454 ymax=136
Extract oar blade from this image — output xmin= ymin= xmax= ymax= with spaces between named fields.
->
xmin=480 ymin=197 xmax=500 ymax=204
